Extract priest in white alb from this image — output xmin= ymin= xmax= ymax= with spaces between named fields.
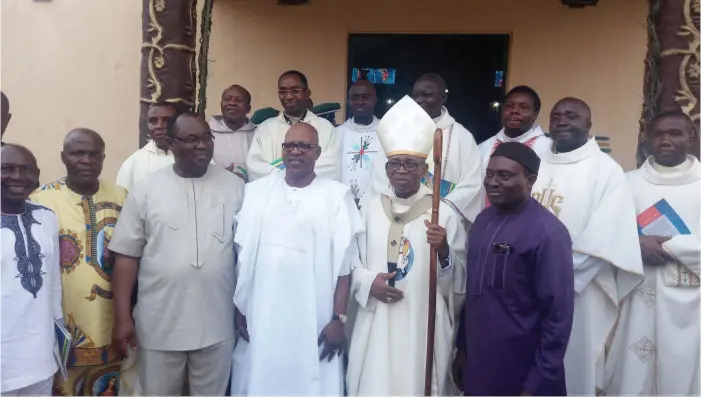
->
xmin=365 ymin=74 xmax=483 ymax=221
xmin=477 ymin=85 xmax=551 ymax=167
xmin=231 ymin=122 xmax=364 ymax=395
xmin=347 ymin=95 xmax=468 ymax=396
xmin=606 ymin=111 xmax=700 ymax=396
xmin=246 ymin=70 xmax=341 ymax=182
xmin=531 ymin=97 xmax=644 ymax=395
xmin=116 ymin=102 xmax=177 ymax=192
xmin=338 ymin=80 xmax=382 ymax=204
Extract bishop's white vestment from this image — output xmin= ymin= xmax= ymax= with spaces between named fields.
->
xmin=245 ymin=111 xmax=342 ymax=182
xmin=337 ymin=117 xmax=382 ymax=202
xmin=477 ymin=125 xmax=552 ymax=168
xmin=231 ymin=172 xmax=364 ymax=396
xmin=530 ymin=138 xmax=644 ymax=395
xmin=605 ymin=155 xmax=700 ymax=395
xmin=365 ymin=107 xmax=483 ymax=221
xmin=346 ymin=184 xmax=468 ymax=396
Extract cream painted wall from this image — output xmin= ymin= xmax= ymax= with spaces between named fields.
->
xmin=1 ymin=0 xmax=647 ymax=183
xmin=206 ymin=0 xmax=648 ymax=170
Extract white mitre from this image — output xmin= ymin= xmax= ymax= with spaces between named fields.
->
xmin=377 ymin=95 xmax=436 ymax=158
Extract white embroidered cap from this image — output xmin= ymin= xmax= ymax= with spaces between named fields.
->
xmin=377 ymin=95 xmax=436 ymax=159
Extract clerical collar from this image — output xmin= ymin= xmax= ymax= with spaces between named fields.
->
xmin=547 ymin=137 xmax=599 ymax=164
xmin=283 ymin=109 xmax=308 ymax=125
xmin=642 ymin=155 xmax=701 ymax=186
xmin=497 ymin=125 xmax=543 ymax=143
xmin=350 ymin=116 xmax=378 ymax=132
xmin=144 ymin=140 xmax=169 ymax=155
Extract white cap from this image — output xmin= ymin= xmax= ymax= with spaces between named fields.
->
xmin=377 ymin=95 xmax=436 ymax=159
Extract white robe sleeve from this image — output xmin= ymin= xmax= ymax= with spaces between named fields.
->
xmin=115 ymin=154 xmax=136 ymax=192
xmin=664 ymin=234 xmax=700 ymax=275
xmin=571 ymin=252 xmax=608 ymax=293
xmin=313 ymin=121 xmax=342 ymax=182
xmin=352 ymin=204 xmax=379 ymax=311
xmin=50 ymin=213 xmax=63 ymax=322
xmin=246 ymin=123 xmax=279 ymax=182
xmin=439 ymin=204 xmax=468 ymax=296
xmin=443 ymin=130 xmax=484 ymax=222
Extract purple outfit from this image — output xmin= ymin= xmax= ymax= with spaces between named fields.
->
xmin=458 ymin=198 xmax=574 ymax=396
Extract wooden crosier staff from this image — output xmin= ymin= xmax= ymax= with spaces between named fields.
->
xmin=424 ymin=128 xmax=443 ymax=396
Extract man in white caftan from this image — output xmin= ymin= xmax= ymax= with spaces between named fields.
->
xmin=366 ymin=74 xmax=483 ymax=221
xmin=338 ymin=80 xmax=382 ymax=204
xmin=478 ymin=86 xmax=551 ymax=167
xmin=116 ymin=103 xmax=177 ymax=192
xmin=1 ymin=145 xmax=63 ymax=396
xmin=246 ymin=70 xmax=341 ymax=182
xmin=606 ymin=111 xmax=700 ymax=396
xmin=347 ymin=96 xmax=468 ymax=396
xmin=232 ymin=122 xmax=363 ymax=396
xmin=531 ymin=97 xmax=644 ymax=395
xmin=110 ymin=114 xmax=244 ymax=396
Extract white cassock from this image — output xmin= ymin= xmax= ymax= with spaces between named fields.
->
xmin=477 ymin=124 xmax=552 ymax=169
xmin=606 ymin=155 xmax=701 ymax=395
xmin=231 ymin=172 xmax=364 ymax=396
xmin=115 ymin=140 xmax=174 ymax=192
xmin=245 ymin=111 xmax=342 ymax=182
xmin=530 ymin=138 xmax=644 ymax=395
xmin=337 ymin=117 xmax=382 ymax=202
xmin=365 ymin=107 xmax=483 ymax=221
xmin=347 ymin=184 xmax=467 ymax=396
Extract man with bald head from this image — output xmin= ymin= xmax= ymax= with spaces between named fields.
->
xmin=31 ymin=129 xmax=128 ymax=395
xmin=530 ymin=97 xmax=643 ymax=395
xmin=232 ymin=122 xmax=363 ymax=395
xmin=367 ymin=73 xmax=483 ymax=223
xmin=108 ymin=113 xmax=243 ymax=395
xmin=2 ymin=145 xmax=63 ymax=396
xmin=337 ymin=79 xmax=382 ymax=204
xmin=208 ymin=84 xmax=256 ymax=181
xmin=246 ymin=70 xmax=341 ymax=182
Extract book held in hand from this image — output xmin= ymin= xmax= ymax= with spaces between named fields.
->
xmin=637 ymin=198 xmax=690 ymax=237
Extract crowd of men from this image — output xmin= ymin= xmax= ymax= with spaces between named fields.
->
xmin=0 ymin=68 xmax=698 ymax=397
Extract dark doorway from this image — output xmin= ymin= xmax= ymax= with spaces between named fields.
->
xmin=347 ymin=34 xmax=510 ymax=144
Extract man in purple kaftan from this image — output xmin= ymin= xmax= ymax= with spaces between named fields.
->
xmin=454 ymin=142 xmax=574 ymax=396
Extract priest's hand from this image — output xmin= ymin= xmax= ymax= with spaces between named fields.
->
xmin=235 ymin=307 xmax=249 ymax=343
xmin=639 ymin=235 xmax=674 ymax=265
xmin=318 ymin=321 xmax=346 ymax=362
xmin=425 ymin=220 xmax=449 ymax=261
xmin=113 ymin=317 xmax=137 ymax=357
xmin=370 ymin=272 xmax=404 ymax=303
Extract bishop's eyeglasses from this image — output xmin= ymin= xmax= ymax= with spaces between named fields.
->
xmin=281 ymin=142 xmax=319 ymax=153
xmin=385 ymin=160 xmax=422 ymax=171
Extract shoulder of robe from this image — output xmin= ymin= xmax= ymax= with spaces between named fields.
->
xmin=307 ymin=113 xmax=335 ymax=134
xmin=253 ymin=115 xmax=281 ymax=134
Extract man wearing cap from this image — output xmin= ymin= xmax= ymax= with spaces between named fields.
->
xmin=478 ymin=85 xmax=552 ymax=167
xmin=454 ymin=142 xmax=574 ymax=396
xmin=346 ymin=96 xmax=468 ymax=396
xmin=530 ymin=97 xmax=643 ymax=395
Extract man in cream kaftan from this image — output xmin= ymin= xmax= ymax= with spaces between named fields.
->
xmin=531 ymin=98 xmax=644 ymax=395
xmin=246 ymin=71 xmax=341 ymax=182
xmin=606 ymin=112 xmax=700 ymax=396
xmin=347 ymin=95 xmax=467 ymax=396
xmin=232 ymin=122 xmax=363 ymax=396
xmin=478 ymin=86 xmax=551 ymax=167
xmin=209 ymin=85 xmax=256 ymax=181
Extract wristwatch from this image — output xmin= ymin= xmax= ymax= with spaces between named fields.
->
xmin=332 ymin=313 xmax=347 ymax=325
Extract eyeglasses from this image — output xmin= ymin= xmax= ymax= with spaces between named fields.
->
xmin=172 ymin=134 xmax=215 ymax=145
xmin=281 ymin=142 xmax=318 ymax=153
xmin=386 ymin=160 xmax=423 ymax=171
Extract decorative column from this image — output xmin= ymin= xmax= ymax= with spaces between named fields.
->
xmin=638 ymin=0 xmax=700 ymax=165
xmin=139 ymin=0 xmax=197 ymax=147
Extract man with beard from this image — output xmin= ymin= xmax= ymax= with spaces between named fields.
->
xmin=478 ymin=85 xmax=551 ymax=167
xmin=367 ymin=73 xmax=483 ymax=222
xmin=246 ymin=70 xmax=341 ymax=182
xmin=208 ymin=84 xmax=256 ymax=182
xmin=232 ymin=122 xmax=362 ymax=396
xmin=1 ymin=144 xmax=63 ymax=396
xmin=109 ymin=113 xmax=244 ymax=395
xmin=607 ymin=111 xmax=700 ymax=395
xmin=455 ymin=142 xmax=574 ymax=396
xmin=337 ymin=80 xmax=382 ymax=204
xmin=31 ymin=129 xmax=128 ymax=396
xmin=530 ymin=97 xmax=644 ymax=395
xmin=116 ymin=102 xmax=178 ymax=191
